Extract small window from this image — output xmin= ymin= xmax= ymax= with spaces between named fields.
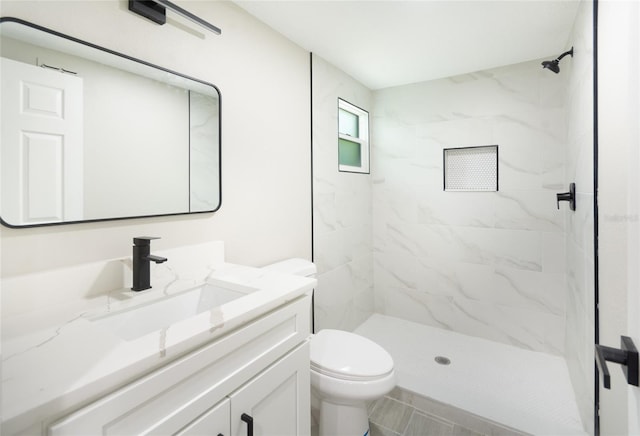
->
xmin=338 ymin=98 xmax=369 ymax=173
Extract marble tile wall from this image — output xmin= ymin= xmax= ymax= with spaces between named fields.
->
xmin=311 ymin=10 xmax=594 ymax=431
xmin=311 ymin=54 xmax=375 ymax=332
xmin=371 ymin=60 xmax=570 ymax=355
xmin=562 ymin=1 xmax=595 ymax=434
xmin=190 ymin=92 xmax=220 ymax=212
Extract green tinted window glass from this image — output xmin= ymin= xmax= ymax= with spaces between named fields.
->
xmin=339 ymin=108 xmax=359 ymax=137
xmin=339 ymin=138 xmax=361 ymax=167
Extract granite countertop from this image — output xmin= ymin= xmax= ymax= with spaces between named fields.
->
xmin=1 ymin=261 xmax=316 ymax=434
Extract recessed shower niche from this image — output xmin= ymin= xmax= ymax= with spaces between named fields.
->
xmin=443 ymin=145 xmax=498 ymax=192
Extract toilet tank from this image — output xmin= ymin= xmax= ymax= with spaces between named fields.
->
xmin=262 ymin=258 xmax=317 ymax=278
xmin=263 ymin=258 xmax=317 ymax=334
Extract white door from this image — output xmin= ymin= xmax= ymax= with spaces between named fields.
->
xmin=597 ymin=0 xmax=640 ymax=434
xmin=630 ymin=0 xmax=640 ymax=428
xmin=631 ymin=129 xmax=640 ymax=433
xmin=1 ymin=57 xmax=83 ymax=225
xmin=230 ymin=343 xmax=310 ymax=436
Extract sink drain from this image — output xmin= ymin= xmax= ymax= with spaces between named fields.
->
xmin=434 ymin=356 xmax=451 ymax=365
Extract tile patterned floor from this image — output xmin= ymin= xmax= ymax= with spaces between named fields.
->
xmin=368 ymin=387 xmax=530 ymax=436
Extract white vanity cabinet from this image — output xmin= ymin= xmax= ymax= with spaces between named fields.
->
xmin=47 ymin=295 xmax=311 ymax=436
xmin=230 ymin=342 xmax=309 ymax=436
xmin=175 ymin=398 xmax=230 ymax=436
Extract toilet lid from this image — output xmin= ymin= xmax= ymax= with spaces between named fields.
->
xmin=310 ymin=329 xmax=394 ymax=381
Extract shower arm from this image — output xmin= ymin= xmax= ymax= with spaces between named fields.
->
xmin=556 ymin=47 xmax=574 ymax=62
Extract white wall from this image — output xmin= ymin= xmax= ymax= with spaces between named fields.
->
xmin=0 ymin=1 xmax=311 ymax=314
xmin=597 ymin=0 xmax=640 ymax=434
xmin=311 ymin=54 xmax=374 ymax=332
xmin=371 ymin=60 xmax=569 ymax=355
xmin=82 ymin=60 xmax=190 ymax=218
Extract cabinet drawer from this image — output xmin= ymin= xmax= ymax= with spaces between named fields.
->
xmin=175 ymin=398 xmax=229 ymax=436
xmin=48 ymin=295 xmax=310 ymax=435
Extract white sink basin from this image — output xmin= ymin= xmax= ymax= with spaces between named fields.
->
xmin=91 ymin=280 xmax=256 ymax=341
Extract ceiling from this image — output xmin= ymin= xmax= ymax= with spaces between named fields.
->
xmin=234 ymin=0 xmax=581 ymax=90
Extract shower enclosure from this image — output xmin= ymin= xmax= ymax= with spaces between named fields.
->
xmin=311 ymin=0 xmax=595 ymax=434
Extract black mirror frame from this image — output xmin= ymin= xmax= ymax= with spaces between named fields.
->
xmin=0 ymin=16 xmax=222 ymax=228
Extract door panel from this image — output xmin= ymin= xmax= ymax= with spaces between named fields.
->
xmin=23 ymin=131 xmax=63 ymax=220
xmin=1 ymin=56 xmax=83 ymax=225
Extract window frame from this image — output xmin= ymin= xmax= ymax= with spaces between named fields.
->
xmin=338 ymin=98 xmax=370 ymax=174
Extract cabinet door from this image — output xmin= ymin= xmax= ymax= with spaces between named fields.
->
xmin=176 ymin=398 xmax=230 ymax=436
xmin=48 ymin=296 xmax=310 ymax=436
xmin=230 ymin=342 xmax=310 ymax=436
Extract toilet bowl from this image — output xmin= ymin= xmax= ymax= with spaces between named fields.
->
xmin=262 ymin=259 xmax=396 ymax=436
xmin=311 ymin=329 xmax=396 ymax=436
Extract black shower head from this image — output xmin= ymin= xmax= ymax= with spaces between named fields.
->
xmin=542 ymin=59 xmax=560 ymax=73
xmin=542 ymin=47 xmax=574 ymax=73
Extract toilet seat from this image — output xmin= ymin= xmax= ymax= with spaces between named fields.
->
xmin=310 ymin=329 xmax=394 ymax=381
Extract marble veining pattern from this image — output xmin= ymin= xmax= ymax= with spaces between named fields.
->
xmin=189 ymin=92 xmax=220 ymax=212
xmin=562 ymin=1 xmax=596 ymax=433
xmin=312 ymin=54 xmax=375 ymax=332
xmin=1 ymin=241 xmax=316 ymax=434
xmin=310 ymin=14 xmax=594 ymax=430
xmin=371 ymin=58 xmax=571 ymax=355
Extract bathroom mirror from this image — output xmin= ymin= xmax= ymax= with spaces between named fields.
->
xmin=0 ymin=18 xmax=221 ymax=227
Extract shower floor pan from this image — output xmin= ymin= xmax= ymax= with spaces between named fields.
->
xmin=355 ymin=314 xmax=587 ymax=436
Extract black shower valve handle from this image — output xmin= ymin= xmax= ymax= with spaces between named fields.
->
xmin=556 ymin=183 xmax=576 ymax=211
xmin=556 ymin=192 xmax=572 ymax=209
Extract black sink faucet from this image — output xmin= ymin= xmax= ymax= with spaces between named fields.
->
xmin=132 ymin=237 xmax=168 ymax=291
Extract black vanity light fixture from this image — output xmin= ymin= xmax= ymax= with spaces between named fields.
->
xmin=541 ymin=47 xmax=573 ymax=73
xmin=129 ymin=0 xmax=222 ymax=35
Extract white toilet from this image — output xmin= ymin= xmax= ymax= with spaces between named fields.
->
xmin=310 ymin=328 xmax=396 ymax=436
xmin=263 ymin=259 xmax=396 ymax=436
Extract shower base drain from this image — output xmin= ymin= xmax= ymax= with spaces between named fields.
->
xmin=434 ymin=356 xmax=451 ymax=365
